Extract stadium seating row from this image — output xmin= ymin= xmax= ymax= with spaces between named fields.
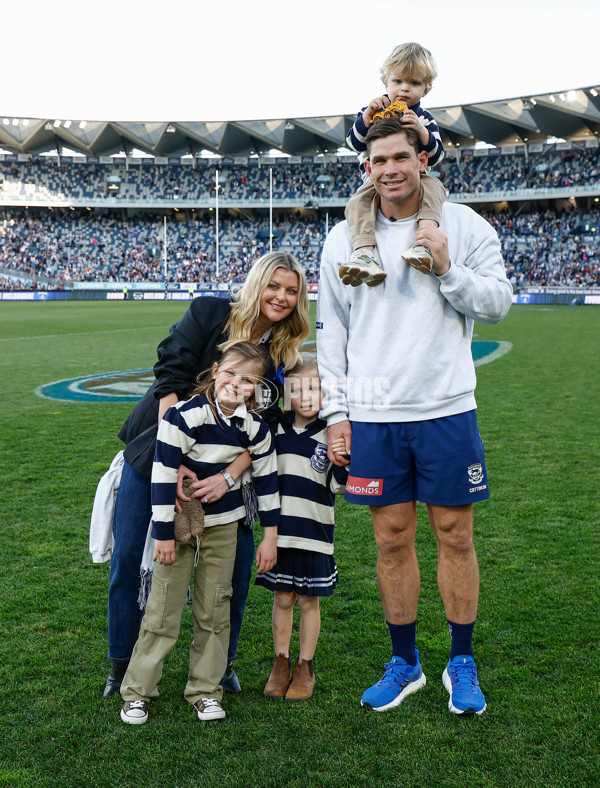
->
xmin=1 ymin=145 xmax=600 ymax=203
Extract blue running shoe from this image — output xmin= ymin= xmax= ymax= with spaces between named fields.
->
xmin=361 ymin=651 xmax=426 ymax=712
xmin=442 ymin=655 xmax=487 ymax=716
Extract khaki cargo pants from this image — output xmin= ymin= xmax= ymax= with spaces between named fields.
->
xmin=121 ymin=520 xmax=237 ymax=707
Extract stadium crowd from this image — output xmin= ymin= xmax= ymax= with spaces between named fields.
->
xmin=2 ymin=205 xmax=599 ymax=289
xmin=438 ymin=146 xmax=600 ymax=194
xmin=2 ymin=144 xmax=600 ymax=204
xmin=480 ymin=208 xmax=600 ymax=287
xmin=1 ymin=144 xmax=600 ymax=289
xmin=0 ymin=158 xmax=360 ymax=204
xmin=0 ymin=209 xmax=325 ymax=286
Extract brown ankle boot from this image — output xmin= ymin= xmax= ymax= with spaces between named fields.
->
xmin=285 ymin=659 xmax=315 ymax=702
xmin=263 ymin=654 xmax=291 ymax=699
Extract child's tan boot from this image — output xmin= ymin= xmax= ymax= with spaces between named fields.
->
xmin=285 ymin=659 xmax=315 ymax=702
xmin=263 ymin=654 xmax=291 ymax=699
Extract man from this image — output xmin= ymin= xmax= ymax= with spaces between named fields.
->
xmin=316 ymin=115 xmax=512 ymax=716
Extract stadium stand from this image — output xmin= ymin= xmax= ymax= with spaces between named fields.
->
xmin=1 ymin=140 xmax=599 ymax=291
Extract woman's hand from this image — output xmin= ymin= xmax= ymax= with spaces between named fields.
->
xmin=154 ymin=539 xmax=176 ymax=565
xmin=183 ymin=472 xmax=229 ymax=505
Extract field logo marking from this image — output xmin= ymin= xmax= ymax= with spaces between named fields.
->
xmin=35 ymin=368 xmax=155 ymax=403
xmin=36 ymin=342 xmax=513 ymax=403
xmin=473 ymin=340 xmax=512 ymax=366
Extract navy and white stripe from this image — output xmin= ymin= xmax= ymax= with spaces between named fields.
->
xmin=346 ymin=99 xmax=444 ymax=179
xmin=274 ymin=414 xmax=347 ymax=555
xmin=151 ymin=393 xmax=279 ymax=540
xmin=257 ymin=549 xmax=339 ymax=595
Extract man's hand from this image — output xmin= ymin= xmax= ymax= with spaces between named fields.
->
xmin=414 ymin=225 xmax=451 ymax=277
xmin=327 ymin=421 xmax=352 ymax=465
xmin=363 ymin=95 xmax=390 ymax=125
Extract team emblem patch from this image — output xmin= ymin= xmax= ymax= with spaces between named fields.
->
xmin=467 ymin=463 xmax=484 ymax=485
xmin=311 ymin=443 xmax=329 ymax=472
xmin=346 ymin=476 xmax=383 ymax=496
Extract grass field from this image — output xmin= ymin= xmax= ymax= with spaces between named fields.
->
xmin=1 ymin=300 xmax=599 ymax=788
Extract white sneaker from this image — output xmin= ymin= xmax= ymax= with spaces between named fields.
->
xmin=194 ymin=697 xmax=226 ymax=721
xmin=120 ymin=699 xmax=149 ymax=725
xmin=402 ymin=244 xmax=433 ymax=274
xmin=339 ymin=250 xmax=387 ymax=287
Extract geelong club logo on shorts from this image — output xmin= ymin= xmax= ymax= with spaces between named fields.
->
xmin=346 ymin=476 xmax=383 ymax=496
xmin=467 ymin=463 xmax=484 ymax=485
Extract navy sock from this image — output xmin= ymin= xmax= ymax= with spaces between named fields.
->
xmin=447 ymin=620 xmax=475 ymax=660
xmin=386 ymin=621 xmax=416 ymax=666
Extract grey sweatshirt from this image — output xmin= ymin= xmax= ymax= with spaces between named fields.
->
xmin=316 ymin=203 xmax=513 ymax=426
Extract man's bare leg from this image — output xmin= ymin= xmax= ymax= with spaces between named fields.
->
xmin=371 ymin=502 xmax=420 ymax=623
xmin=361 ymin=502 xmax=426 ymax=712
xmin=427 ymin=503 xmax=486 ymax=716
xmin=427 ymin=503 xmax=479 ymax=624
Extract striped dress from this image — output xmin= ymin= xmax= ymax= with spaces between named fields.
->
xmin=255 ymin=414 xmax=347 ymax=596
xmin=151 ymin=393 xmax=279 ymax=540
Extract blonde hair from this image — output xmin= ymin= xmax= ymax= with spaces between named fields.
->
xmin=192 ymin=341 xmax=269 ymax=418
xmin=380 ymin=42 xmax=437 ymax=95
xmin=220 ymin=251 xmax=310 ymax=372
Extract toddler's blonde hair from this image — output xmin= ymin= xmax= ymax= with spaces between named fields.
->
xmin=381 ymin=42 xmax=437 ymax=95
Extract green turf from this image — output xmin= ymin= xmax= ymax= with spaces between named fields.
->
xmin=1 ymin=301 xmax=598 ymax=788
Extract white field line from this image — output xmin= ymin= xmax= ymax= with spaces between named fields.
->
xmin=0 ymin=326 xmax=162 ymax=343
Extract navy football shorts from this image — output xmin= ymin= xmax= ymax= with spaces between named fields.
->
xmin=344 ymin=410 xmax=490 ymax=507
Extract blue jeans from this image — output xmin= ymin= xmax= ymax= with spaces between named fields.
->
xmin=228 ymin=522 xmax=255 ymax=664
xmin=107 ymin=461 xmax=255 ymax=665
xmin=108 ymin=462 xmax=151 ymax=662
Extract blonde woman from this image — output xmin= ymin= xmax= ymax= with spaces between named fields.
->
xmin=104 ymin=252 xmax=310 ymax=700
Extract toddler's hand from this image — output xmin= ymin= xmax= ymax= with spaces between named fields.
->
xmin=400 ymin=109 xmax=421 ymax=128
xmin=363 ymin=95 xmax=390 ymax=125
xmin=401 ymin=110 xmax=429 ymax=145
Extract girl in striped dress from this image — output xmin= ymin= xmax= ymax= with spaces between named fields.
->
xmin=255 ymin=356 xmax=348 ymax=702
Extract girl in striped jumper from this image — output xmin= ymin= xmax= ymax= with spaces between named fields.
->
xmin=255 ymin=357 xmax=348 ymax=702
xmin=120 ymin=342 xmax=279 ymax=726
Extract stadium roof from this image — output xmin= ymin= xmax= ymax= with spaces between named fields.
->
xmin=1 ymin=86 xmax=600 ymax=158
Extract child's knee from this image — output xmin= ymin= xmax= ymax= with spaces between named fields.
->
xmin=296 ymin=594 xmax=319 ymax=613
xmin=274 ymin=591 xmax=296 ymax=610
